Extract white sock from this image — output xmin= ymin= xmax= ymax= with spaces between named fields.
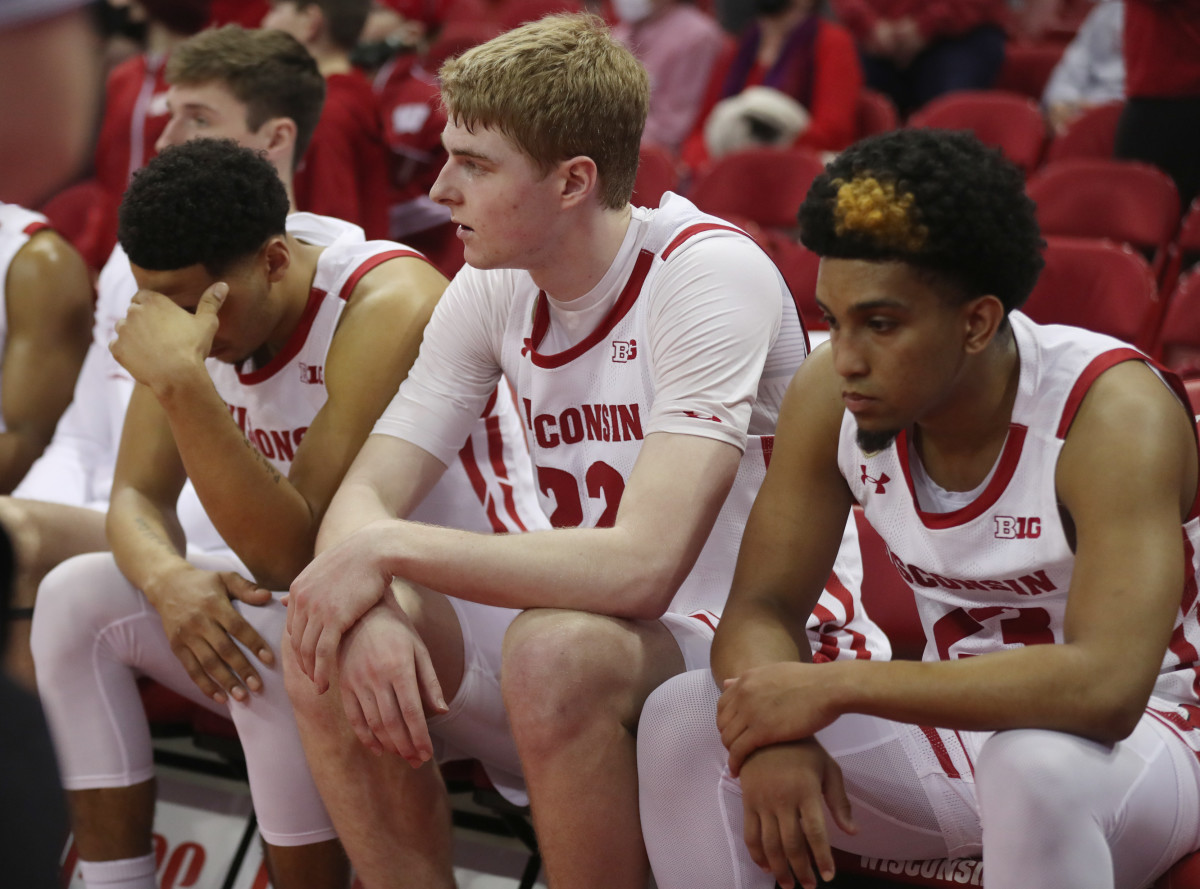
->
xmin=78 ymin=852 xmax=157 ymax=889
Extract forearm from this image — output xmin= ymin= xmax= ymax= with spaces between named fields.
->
xmin=0 ymin=428 xmax=51 ymax=493
xmin=107 ymin=486 xmax=192 ymax=602
xmin=157 ymin=369 xmax=316 ymax=588
xmin=824 ymin=643 xmax=1155 ymax=743
xmin=712 ymin=596 xmax=814 ymax=684
xmin=368 ymin=518 xmax=686 ymax=619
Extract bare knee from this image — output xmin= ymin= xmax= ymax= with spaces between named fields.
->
xmin=283 ymin=642 xmax=339 ymax=730
xmin=502 ymin=610 xmax=640 ymax=745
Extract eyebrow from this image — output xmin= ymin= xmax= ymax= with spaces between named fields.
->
xmin=440 ymin=138 xmax=492 ymax=162
xmin=816 ymin=297 xmax=909 ymax=315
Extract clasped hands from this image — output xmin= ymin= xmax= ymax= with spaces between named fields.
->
xmin=286 ymin=525 xmax=449 ymax=768
xmin=719 ymin=662 xmax=857 ymax=889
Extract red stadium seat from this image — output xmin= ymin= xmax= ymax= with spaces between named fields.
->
xmin=764 ymin=236 xmax=823 ymax=332
xmin=688 ymin=147 xmax=826 ymax=230
xmin=994 ymin=41 xmax=1066 ymax=100
xmin=632 ymin=144 xmax=679 ymax=209
xmin=1022 ymin=236 xmax=1159 ymax=347
xmin=1157 ymin=269 xmax=1200 ymax=378
xmin=1043 ymin=101 xmax=1124 ymax=165
xmin=906 ymin=90 xmax=1048 ymax=175
xmin=1026 ymin=158 xmax=1181 ymax=284
xmin=1161 ymin=198 xmax=1200 ymax=297
xmin=856 ymin=89 xmax=900 ymax=139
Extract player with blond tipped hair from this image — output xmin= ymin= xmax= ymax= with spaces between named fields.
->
xmin=284 ymin=12 xmax=886 ymax=889
xmin=637 ymin=127 xmax=1200 ymax=889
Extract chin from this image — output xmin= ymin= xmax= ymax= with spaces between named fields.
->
xmin=856 ymin=425 xmax=900 ymax=455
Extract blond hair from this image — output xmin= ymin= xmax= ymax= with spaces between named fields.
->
xmin=832 ymin=175 xmax=928 ymax=252
xmin=439 ymin=13 xmax=648 ymax=210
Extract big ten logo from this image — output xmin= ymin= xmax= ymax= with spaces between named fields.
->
xmin=611 ymin=340 xmax=637 ymax=363
xmin=61 ymin=834 xmax=207 ymax=889
xmin=994 ymin=515 xmax=1041 ymax=540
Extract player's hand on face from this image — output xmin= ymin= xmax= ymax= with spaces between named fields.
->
xmin=739 ymin=740 xmax=856 ymax=889
xmin=287 ymin=521 xmax=397 ymax=692
xmin=110 ymin=282 xmax=226 ymax=392
xmin=336 ymin=597 xmax=448 ymax=767
xmin=148 ymin=566 xmax=275 ymax=704
xmin=718 ymin=662 xmax=840 ymax=775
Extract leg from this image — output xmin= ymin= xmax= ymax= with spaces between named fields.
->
xmin=0 ymin=497 xmax=107 ymax=688
xmin=285 ymin=582 xmax=466 ymax=889
xmin=501 ymin=608 xmax=686 ymax=889
xmin=976 ymin=719 xmax=1200 ymax=889
xmin=638 ymin=670 xmax=959 ymax=889
xmin=33 ymin=551 xmax=349 ymax=889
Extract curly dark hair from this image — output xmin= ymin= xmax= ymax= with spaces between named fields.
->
xmin=798 ymin=128 xmax=1044 ymax=312
xmin=118 ymin=139 xmax=289 ymax=276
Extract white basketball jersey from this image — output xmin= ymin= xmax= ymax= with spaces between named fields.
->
xmin=840 ymin=310 xmax=1200 ymax=749
xmin=501 ymin=198 xmax=888 ymax=660
xmin=0 ymin=203 xmax=52 ymax=434
xmin=208 ymin=238 xmax=541 ymax=536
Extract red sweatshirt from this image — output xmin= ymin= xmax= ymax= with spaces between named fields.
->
xmin=1124 ymin=0 xmax=1200 ymax=98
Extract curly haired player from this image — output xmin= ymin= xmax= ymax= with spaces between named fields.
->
xmin=637 ymin=128 xmax=1200 ymax=889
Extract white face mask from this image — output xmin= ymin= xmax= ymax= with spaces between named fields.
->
xmin=614 ymin=0 xmax=655 ymax=24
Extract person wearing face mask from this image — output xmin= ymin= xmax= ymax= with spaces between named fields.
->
xmin=681 ymin=0 xmax=862 ymax=173
xmin=612 ymin=0 xmax=728 ymax=156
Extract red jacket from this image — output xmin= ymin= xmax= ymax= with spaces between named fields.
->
xmin=1124 ymin=0 xmax=1200 ymax=98
xmin=294 ymin=69 xmax=392 ymax=240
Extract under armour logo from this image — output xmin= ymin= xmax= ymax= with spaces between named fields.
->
xmin=521 ymin=337 xmax=533 ymax=358
xmin=612 ymin=340 xmax=637 ymax=363
xmin=860 ymin=465 xmax=890 ymax=494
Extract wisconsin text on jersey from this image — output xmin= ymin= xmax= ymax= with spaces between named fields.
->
xmin=521 ymin=399 xmax=644 ymax=449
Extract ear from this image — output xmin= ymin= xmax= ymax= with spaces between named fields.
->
xmin=557 ymin=155 xmax=600 ymax=209
xmin=962 ymin=294 xmax=1007 ymax=355
xmin=263 ymin=236 xmax=291 ymax=284
xmin=301 ymin=3 xmax=327 ymax=44
xmin=260 ymin=117 xmax=298 ymax=167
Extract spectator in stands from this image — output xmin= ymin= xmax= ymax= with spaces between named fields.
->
xmin=1115 ymin=0 xmax=1200 ymax=206
xmin=613 ymin=0 xmax=728 ymax=156
xmin=263 ymin=0 xmax=392 ymax=238
xmin=1042 ymin=0 xmax=1124 ymax=135
xmin=364 ymin=0 xmax=462 ymax=272
xmin=0 ymin=205 xmax=93 ymax=686
xmin=831 ymin=0 xmax=1009 ymax=117
xmin=59 ymin=0 xmax=214 ymax=270
xmin=681 ymin=0 xmax=862 ymax=172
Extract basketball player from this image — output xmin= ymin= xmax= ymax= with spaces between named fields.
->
xmin=636 ymin=128 xmax=1200 ymax=889
xmin=284 ymin=14 xmax=887 ymax=889
xmin=0 ymin=203 xmax=102 ymax=684
xmin=30 ymin=138 xmax=447 ymax=889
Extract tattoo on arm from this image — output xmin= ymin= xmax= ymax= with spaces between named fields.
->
xmin=133 ymin=516 xmax=183 ymax=556
xmin=243 ymin=433 xmax=283 ymax=485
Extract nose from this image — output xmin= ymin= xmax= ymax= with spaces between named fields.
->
xmin=830 ymin=330 xmax=868 ymax=380
xmin=156 ymin=117 xmax=182 ymax=153
xmin=429 ymin=162 xmax=457 ymax=207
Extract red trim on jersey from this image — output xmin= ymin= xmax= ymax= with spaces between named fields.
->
xmin=661 ymin=222 xmax=746 ymax=260
xmin=237 ymin=287 xmax=326 ymax=384
xmin=761 ymin=435 xmax=775 ymax=469
xmin=337 ymin=249 xmax=427 ymax=301
xmin=458 ymin=435 xmax=509 ymax=534
xmin=1056 ymin=349 xmax=1200 ymax=520
xmin=1166 ymin=533 xmax=1200 ymax=700
xmin=1055 ymin=349 xmax=1145 ymax=440
xmin=953 ymin=730 xmax=976 ymax=778
xmin=22 ymin=221 xmax=50 ymax=237
xmin=919 ymin=726 xmax=961 ymax=779
xmin=480 ymin=386 xmax=499 ymax=419
xmin=825 ymin=569 xmax=872 ymax=659
xmin=484 ymin=414 xmax=529 ymax=532
xmin=525 ymin=249 xmax=654 ymax=368
xmin=897 ymin=425 xmax=1028 ymax=530
xmin=691 ymin=610 xmax=719 ymax=632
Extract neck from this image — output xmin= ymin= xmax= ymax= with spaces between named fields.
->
xmin=311 ymin=45 xmax=354 ymax=77
xmin=529 ymin=204 xmax=634 ymax=303
xmin=257 ymin=237 xmax=322 ymax=366
xmin=759 ymin=6 xmax=811 ymax=60
xmin=912 ymin=324 xmax=1020 ymax=491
